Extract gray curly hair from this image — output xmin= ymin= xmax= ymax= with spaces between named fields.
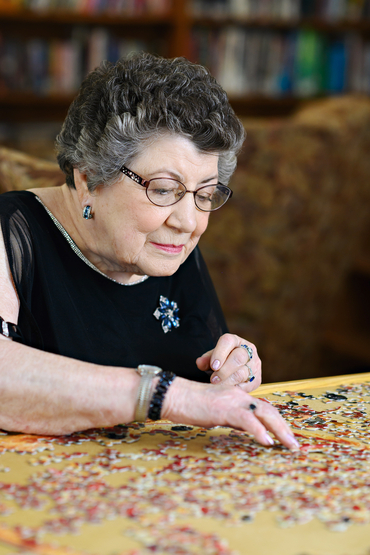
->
xmin=56 ymin=52 xmax=245 ymax=191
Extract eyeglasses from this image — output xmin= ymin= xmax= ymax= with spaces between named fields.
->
xmin=120 ymin=165 xmax=233 ymax=212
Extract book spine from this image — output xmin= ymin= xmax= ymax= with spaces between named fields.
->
xmin=294 ymin=29 xmax=324 ymax=96
xmin=327 ymin=39 xmax=347 ymax=93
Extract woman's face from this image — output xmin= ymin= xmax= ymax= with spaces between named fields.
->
xmin=87 ymin=134 xmax=218 ymax=283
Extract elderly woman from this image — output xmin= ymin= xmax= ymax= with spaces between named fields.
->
xmin=0 ymin=53 xmax=298 ymax=450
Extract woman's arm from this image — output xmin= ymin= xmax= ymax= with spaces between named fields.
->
xmin=0 ymin=338 xmax=298 ymax=449
xmin=0 ymin=337 xmax=140 ymax=435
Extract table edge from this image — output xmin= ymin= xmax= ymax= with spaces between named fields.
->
xmin=252 ymin=372 xmax=370 ymax=396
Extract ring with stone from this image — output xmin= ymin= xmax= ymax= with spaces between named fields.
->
xmin=240 ymin=344 xmax=253 ymax=361
xmin=245 ymin=364 xmax=255 ymax=383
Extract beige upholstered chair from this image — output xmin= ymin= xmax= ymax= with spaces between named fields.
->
xmin=0 ymin=147 xmax=64 ymax=193
xmin=202 ymin=96 xmax=370 ymax=381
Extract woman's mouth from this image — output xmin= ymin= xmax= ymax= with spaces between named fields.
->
xmin=151 ymin=242 xmax=184 ymax=254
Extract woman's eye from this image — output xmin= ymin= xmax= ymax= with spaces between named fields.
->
xmin=197 ymin=193 xmax=212 ymax=202
xmin=154 ymin=188 xmax=172 ymax=195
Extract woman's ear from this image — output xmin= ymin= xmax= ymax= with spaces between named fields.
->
xmin=73 ymin=168 xmax=90 ymax=206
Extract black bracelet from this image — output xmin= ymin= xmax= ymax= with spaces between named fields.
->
xmin=148 ymin=370 xmax=176 ymax=421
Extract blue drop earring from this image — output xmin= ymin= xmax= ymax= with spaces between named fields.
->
xmin=82 ymin=206 xmax=93 ymax=220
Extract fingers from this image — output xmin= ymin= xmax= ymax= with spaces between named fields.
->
xmin=217 ymin=389 xmax=299 ymax=450
xmin=227 ymin=405 xmax=300 ymax=450
xmin=227 ymin=407 xmax=276 ymax=447
xmin=208 ymin=333 xmax=242 ymax=372
xmin=198 ymin=334 xmax=261 ymax=390
xmin=196 ymin=350 xmax=212 ymax=372
xmin=243 ymin=399 xmax=300 ymax=450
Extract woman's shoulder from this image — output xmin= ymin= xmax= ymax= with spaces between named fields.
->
xmin=0 ymin=189 xmax=58 ymax=223
xmin=0 ymin=190 xmax=52 ymax=246
xmin=0 ymin=190 xmax=39 ymax=213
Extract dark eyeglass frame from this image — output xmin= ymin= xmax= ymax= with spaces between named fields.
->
xmin=120 ymin=165 xmax=233 ymax=212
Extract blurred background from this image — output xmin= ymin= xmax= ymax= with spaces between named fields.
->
xmin=1 ymin=0 xmax=370 ymax=383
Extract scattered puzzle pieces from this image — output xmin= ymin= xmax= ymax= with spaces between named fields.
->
xmin=0 ymin=380 xmax=369 ymax=554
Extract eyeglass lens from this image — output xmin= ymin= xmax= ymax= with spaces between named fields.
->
xmin=147 ymin=179 xmax=230 ymax=211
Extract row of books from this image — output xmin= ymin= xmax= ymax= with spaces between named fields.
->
xmin=0 ymin=0 xmax=170 ymax=15
xmin=192 ymin=27 xmax=370 ymax=96
xmin=1 ymin=28 xmax=370 ymax=98
xmin=0 ymin=30 xmax=150 ymax=93
xmin=192 ymin=0 xmax=370 ymax=20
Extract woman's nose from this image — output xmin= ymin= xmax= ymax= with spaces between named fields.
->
xmin=166 ymin=193 xmax=198 ymax=232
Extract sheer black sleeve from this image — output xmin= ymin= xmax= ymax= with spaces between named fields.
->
xmin=1 ymin=206 xmax=33 ymax=302
xmin=0 ymin=193 xmax=42 ymax=346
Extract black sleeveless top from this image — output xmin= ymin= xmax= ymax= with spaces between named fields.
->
xmin=0 ymin=191 xmax=228 ymax=382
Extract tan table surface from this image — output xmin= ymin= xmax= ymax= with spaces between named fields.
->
xmin=0 ymin=373 xmax=370 ymax=555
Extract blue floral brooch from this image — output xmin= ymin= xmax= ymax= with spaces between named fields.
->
xmin=153 ymin=295 xmax=180 ymax=333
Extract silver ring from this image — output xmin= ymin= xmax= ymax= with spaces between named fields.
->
xmin=245 ymin=364 xmax=255 ymax=383
xmin=240 ymin=344 xmax=253 ymax=361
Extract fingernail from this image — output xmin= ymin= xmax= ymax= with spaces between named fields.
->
xmin=264 ymin=433 xmax=274 ymax=446
xmin=212 ymin=360 xmax=220 ymax=370
xmin=287 ymin=435 xmax=300 ymax=450
xmin=211 ymin=375 xmax=221 ymax=384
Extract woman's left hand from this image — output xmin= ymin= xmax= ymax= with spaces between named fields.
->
xmin=196 ymin=333 xmax=261 ymax=392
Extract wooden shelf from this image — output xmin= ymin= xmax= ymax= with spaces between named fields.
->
xmin=0 ymin=91 xmax=315 ymax=121
xmin=191 ymin=16 xmax=370 ymax=33
xmin=0 ymin=92 xmax=74 ymax=122
xmin=0 ymin=9 xmax=172 ymax=26
xmin=229 ymin=95 xmax=311 ymax=117
xmin=2 ymin=9 xmax=370 ymax=32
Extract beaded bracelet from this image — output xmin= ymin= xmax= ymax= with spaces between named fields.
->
xmin=148 ymin=370 xmax=176 ymax=421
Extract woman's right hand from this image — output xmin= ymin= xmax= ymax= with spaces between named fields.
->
xmin=161 ymin=377 xmax=300 ymax=450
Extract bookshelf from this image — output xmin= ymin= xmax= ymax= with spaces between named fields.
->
xmin=1 ymin=0 xmax=370 ymax=122
xmin=0 ymin=6 xmax=175 ymax=122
